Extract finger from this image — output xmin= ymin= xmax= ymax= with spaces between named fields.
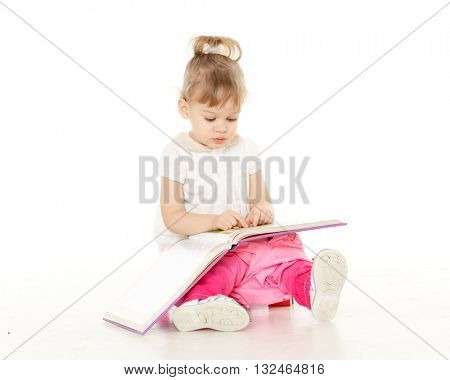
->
xmin=221 ymin=219 xmax=231 ymax=230
xmin=245 ymin=211 xmax=254 ymax=226
xmin=269 ymin=212 xmax=274 ymax=224
xmin=232 ymin=211 xmax=248 ymax=228
xmin=256 ymin=207 xmax=266 ymax=224
xmin=235 ymin=218 xmax=245 ymax=228
xmin=219 ymin=217 xmax=228 ymax=230
xmin=262 ymin=209 xmax=271 ymax=224
xmin=238 ymin=215 xmax=249 ymax=228
xmin=261 ymin=208 xmax=272 ymax=224
xmin=252 ymin=208 xmax=260 ymax=226
xmin=225 ymin=216 xmax=236 ymax=228
xmin=228 ymin=214 xmax=238 ymax=227
xmin=260 ymin=213 xmax=268 ymax=225
xmin=258 ymin=209 xmax=265 ymax=225
xmin=229 ymin=212 xmax=243 ymax=228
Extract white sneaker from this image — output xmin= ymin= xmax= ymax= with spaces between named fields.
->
xmin=172 ymin=294 xmax=251 ymax=332
xmin=310 ymin=249 xmax=348 ymax=322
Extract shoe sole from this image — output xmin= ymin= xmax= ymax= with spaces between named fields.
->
xmin=311 ymin=249 xmax=348 ymax=322
xmin=172 ymin=300 xmax=250 ymax=332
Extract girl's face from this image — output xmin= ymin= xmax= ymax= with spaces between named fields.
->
xmin=178 ymin=95 xmax=240 ymax=149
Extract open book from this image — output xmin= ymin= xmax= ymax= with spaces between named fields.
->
xmin=103 ymin=219 xmax=346 ymax=335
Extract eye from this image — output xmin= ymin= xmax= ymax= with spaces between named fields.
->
xmin=227 ymin=118 xmax=237 ymax=122
xmin=205 ymin=117 xmax=216 ymax=122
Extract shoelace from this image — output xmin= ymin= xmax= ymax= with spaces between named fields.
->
xmin=181 ymin=294 xmax=238 ymax=307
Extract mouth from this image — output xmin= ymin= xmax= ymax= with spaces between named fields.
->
xmin=212 ymin=137 xmax=226 ymax=144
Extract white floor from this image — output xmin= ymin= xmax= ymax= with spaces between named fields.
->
xmin=2 ymin=257 xmax=449 ymax=360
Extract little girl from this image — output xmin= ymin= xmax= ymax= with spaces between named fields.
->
xmin=153 ymin=35 xmax=348 ymax=332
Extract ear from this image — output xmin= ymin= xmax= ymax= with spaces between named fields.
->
xmin=178 ymin=98 xmax=190 ymax=119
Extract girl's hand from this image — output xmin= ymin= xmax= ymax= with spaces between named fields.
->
xmin=245 ymin=203 xmax=274 ymax=227
xmin=212 ymin=210 xmax=249 ymax=231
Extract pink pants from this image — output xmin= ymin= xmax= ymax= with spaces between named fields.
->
xmin=175 ymin=233 xmax=312 ymax=309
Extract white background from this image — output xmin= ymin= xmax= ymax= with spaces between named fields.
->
xmin=0 ymin=0 xmax=449 ymax=361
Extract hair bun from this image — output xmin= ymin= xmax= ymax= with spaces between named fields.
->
xmin=190 ymin=35 xmax=242 ymax=61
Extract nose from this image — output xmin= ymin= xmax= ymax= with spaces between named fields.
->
xmin=215 ymin=123 xmax=227 ymax=133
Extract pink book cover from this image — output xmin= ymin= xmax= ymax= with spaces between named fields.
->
xmin=103 ymin=221 xmax=346 ymax=335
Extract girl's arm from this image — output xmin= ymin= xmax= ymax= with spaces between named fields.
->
xmin=160 ymin=177 xmax=248 ymax=235
xmin=246 ymin=171 xmax=274 ymax=226
xmin=160 ymin=177 xmax=216 ymax=236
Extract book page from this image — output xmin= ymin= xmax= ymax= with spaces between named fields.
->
xmin=190 ymin=220 xmax=344 ymax=245
xmin=191 ymin=224 xmax=279 ymax=241
xmin=231 ymin=220 xmax=345 ymax=243
xmin=107 ymin=238 xmax=229 ymax=325
xmin=189 ymin=229 xmax=235 ymax=244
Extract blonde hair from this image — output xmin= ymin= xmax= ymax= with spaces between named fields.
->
xmin=179 ymin=35 xmax=247 ymax=110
